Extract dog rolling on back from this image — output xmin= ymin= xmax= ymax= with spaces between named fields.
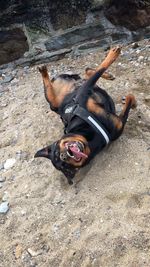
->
xmin=35 ymin=47 xmax=136 ymax=184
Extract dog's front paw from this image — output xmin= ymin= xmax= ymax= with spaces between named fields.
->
xmin=38 ymin=65 xmax=48 ymax=77
xmin=124 ymin=94 xmax=137 ymax=109
xmin=107 ymin=46 xmax=121 ymax=62
xmin=102 ymin=72 xmax=115 ymax=80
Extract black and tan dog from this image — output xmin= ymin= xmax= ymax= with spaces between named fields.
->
xmin=35 ymin=47 xmax=136 ymax=184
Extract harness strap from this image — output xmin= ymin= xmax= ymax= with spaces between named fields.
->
xmin=65 ymin=105 xmax=110 ymax=145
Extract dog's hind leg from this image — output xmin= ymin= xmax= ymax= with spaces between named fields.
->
xmin=119 ymin=94 xmax=137 ymax=125
xmin=85 ymin=46 xmax=121 ymax=80
xmin=108 ymin=94 xmax=137 ymax=140
xmin=39 ymin=66 xmax=58 ymax=108
xmin=85 ymin=68 xmax=115 ymax=80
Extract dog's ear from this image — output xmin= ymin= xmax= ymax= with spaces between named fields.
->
xmin=34 ymin=146 xmax=51 ymax=159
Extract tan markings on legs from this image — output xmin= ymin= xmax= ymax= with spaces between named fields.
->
xmin=87 ymin=98 xmax=123 ymax=130
xmin=110 ymin=114 xmax=123 ymax=130
xmin=119 ymin=94 xmax=137 ymax=119
xmin=101 ymin=72 xmax=115 ymax=80
xmin=84 ymin=68 xmax=95 ymax=79
xmin=85 ymin=46 xmax=121 ymax=80
xmin=39 ymin=66 xmax=58 ymax=107
xmin=87 ymin=98 xmax=105 ymax=115
xmin=85 ymin=68 xmax=115 ymax=80
xmin=51 ymin=78 xmax=75 ymax=106
xmin=99 ymin=46 xmax=121 ymax=69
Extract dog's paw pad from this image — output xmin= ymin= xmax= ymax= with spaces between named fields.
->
xmin=107 ymin=46 xmax=121 ymax=63
xmin=107 ymin=73 xmax=115 ymax=80
xmin=112 ymin=46 xmax=121 ymax=53
xmin=38 ymin=65 xmax=47 ymax=74
xmin=127 ymin=94 xmax=137 ymax=109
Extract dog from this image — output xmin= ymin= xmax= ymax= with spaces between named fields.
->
xmin=35 ymin=46 xmax=136 ymax=184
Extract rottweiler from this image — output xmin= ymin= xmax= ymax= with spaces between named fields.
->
xmin=35 ymin=46 xmax=136 ymax=184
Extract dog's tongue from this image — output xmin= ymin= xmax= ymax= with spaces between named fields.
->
xmin=69 ymin=144 xmax=88 ymax=159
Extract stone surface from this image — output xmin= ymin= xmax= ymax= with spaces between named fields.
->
xmin=45 ymin=23 xmax=105 ymax=51
xmin=0 ymin=0 xmax=92 ymax=31
xmin=0 ymin=75 xmax=14 ymax=84
xmin=105 ymin=0 xmax=150 ymax=30
xmin=45 ymin=20 xmax=133 ymax=52
xmin=0 ymin=202 xmax=9 ymax=214
xmin=0 ymin=0 xmax=149 ymax=68
xmin=4 ymin=158 xmax=16 ymax=170
xmin=1 ymin=1 xmax=149 ymax=32
xmin=0 ymin=28 xmax=29 ymax=65
xmin=0 ymin=177 xmax=5 ymax=182
xmin=27 ymin=248 xmax=42 ymax=257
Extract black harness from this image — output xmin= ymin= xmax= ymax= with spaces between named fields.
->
xmin=58 ymin=68 xmax=113 ymax=146
xmin=62 ymin=103 xmax=111 ymax=145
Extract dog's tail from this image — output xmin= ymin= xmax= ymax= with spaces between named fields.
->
xmin=75 ymin=67 xmax=106 ymax=105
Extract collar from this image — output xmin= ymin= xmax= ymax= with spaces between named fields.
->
xmin=64 ymin=104 xmax=110 ymax=145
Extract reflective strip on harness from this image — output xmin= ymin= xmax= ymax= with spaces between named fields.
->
xmin=87 ymin=116 xmax=110 ymax=144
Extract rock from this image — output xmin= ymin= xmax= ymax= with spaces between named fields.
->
xmin=24 ymin=66 xmax=30 ymax=71
xmin=136 ymin=49 xmax=141 ymax=54
xmin=74 ymin=38 xmax=110 ymax=53
xmin=4 ymin=158 xmax=16 ymax=170
xmin=2 ymin=192 xmax=9 ymax=202
xmin=9 ymin=48 xmax=72 ymax=68
xmin=45 ymin=21 xmax=132 ymax=52
xmin=45 ymin=23 xmax=104 ymax=51
xmin=138 ymin=56 xmax=144 ymax=62
xmin=10 ymin=77 xmax=19 ymax=85
xmin=21 ymin=210 xmax=26 ymax=216
xmin=16 ymin=151 xmax=29 ymax=161
xmin=0 ymin=0 xmax=149 ymax=69
xmin=33 ymin=42 xmax=46 ymax=53
xmin=0 ymin=183 xmax=3 ymax=188
xmin=0 ymin=28 xmax=29 ymax=65
xmin=0 ymin=164 xmax=4 ymax=171
xmin=21 ymin=250 xmax=37 ymax=267
xmin=0 ymin=201 xmax=9 ymax=214
xmin=105 ymin=1 xmax=150 ymax=31
xmin=0 ymin=177 xmax=6 ymax=182
xmin=131 ymin=42 xmax=139 ymax=49
xmin=23 ymin=66 xmax=30 ymax=74
xmin=73 ymin=229 xmax=81 ymax=239
xmin=29 ymin=49 xmax=72 ymax=65
xmin=27 ymin=248 xmax=42 ymax=257
xmin=0 ymin=75 xmax=14 ymax=84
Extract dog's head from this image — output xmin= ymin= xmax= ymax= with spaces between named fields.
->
xmin=34 ymin=135 xmax=90 ymax=184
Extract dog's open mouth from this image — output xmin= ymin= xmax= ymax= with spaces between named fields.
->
xmin=65 ymin=141 xmax=88 ymax=162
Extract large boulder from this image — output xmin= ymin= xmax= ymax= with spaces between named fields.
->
xmin=0 ymin=28 xmax=29 ymax=65
xmin=104 ymin=0 xmax=150 ymax=30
